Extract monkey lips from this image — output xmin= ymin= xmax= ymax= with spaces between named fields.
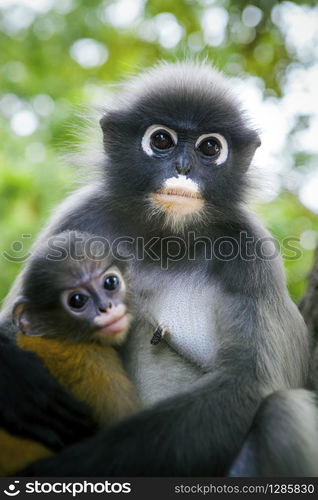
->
xmin=94 ymin=304 xmax=130 ymax=336
xmin=151 ymin=176 xmax=204 ymax=216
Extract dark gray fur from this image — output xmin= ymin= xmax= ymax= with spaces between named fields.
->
xmin=1 ymin=62 xmax=315 ymax=476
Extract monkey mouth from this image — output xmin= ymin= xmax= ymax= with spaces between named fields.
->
xmin=150 ymin=187 xmax=204 ymax=216
xmin=95 ymin=312 xmax=130 ymax=335
xmin=155 ymin=187 xmax=202 ymax=200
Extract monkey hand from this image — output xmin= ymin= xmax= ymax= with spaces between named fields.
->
xmin=20 ymin=371 xmax=261 ymax=477
xmin=150 ymin=325 xmax=170 ymax=345
xmin=0 ymin=338 xmax=95 ymax=451
xmin=19 ymin=392 xmax=222 ymax=477
xmin=19 ymin=413 xmax=165 ymax=477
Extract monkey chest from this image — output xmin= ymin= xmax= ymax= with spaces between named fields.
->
xmin=137 ymin=272 xmax=218 ymax=370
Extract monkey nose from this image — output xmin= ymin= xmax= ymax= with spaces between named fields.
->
xmin=175 ymin=162 xmax=191 ymax=175
xmin=98 ymin=302 xmax=112 ymax=313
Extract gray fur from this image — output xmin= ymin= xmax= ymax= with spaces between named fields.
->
xmin=230 ymin=390 xmax=318 ymax=476
xmin=122 ymin=318 xmax=202 ymax=406
xmin=0 ymin=61 xmax=314 ymax=476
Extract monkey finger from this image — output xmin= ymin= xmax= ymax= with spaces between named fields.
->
xmin=0 ymin=382 xmax=92 ymax=449
xmin=46 ymin=399 xmax=95 ymax=444
xmin=150 ymin=326 xmax=164 ymax=345
xmin=18 ymin=432 xmax=106 ymax=477
xmin=18 ymin=405 xmax=91 ymax=451
xmin=23 ymin=425 xmax=65 ymax=452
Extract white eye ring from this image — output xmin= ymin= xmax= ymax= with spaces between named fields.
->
xmin=195 ymin=133 xmax=228 ymax=165
xmin=141 ymin=124 xmax=177 ymax=157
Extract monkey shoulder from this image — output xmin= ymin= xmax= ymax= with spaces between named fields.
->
xmin=17 ymin=333 xmax=125 ymax=384
xmin=37 ymin=183 xmax=115 ymax=239
xmin=16 ymin=334 xmax=138 ymax=426
xmin=209 ymin=214 xmax=286 ymax=298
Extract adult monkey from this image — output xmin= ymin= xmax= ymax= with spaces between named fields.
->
xmin=1 ymin=62 xmax=317 ymax=476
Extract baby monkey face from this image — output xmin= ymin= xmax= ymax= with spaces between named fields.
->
xmin=61 ymin=265 xmax=131 ymax=345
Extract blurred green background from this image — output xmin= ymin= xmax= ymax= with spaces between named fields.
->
xmin=0 ymin=0 xmax=317 ymax=304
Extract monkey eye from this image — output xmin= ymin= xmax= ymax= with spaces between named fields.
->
xmin=141 ymin=124 xmax=177 ymax=156
xmin=199 ymin=138 xmax=220 ymax=157
xmin=104 ymin=275 xmax=120 ymax=291
xmin=68 ymin=293 xmax=89 ymax=310
xmin=195 ymin=133 xmax=228 ymax=165
xmin=151 ymin=130 xmax=174 ymax=150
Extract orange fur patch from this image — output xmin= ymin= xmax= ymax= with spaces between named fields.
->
xmin=151 ymin=192 xmax=204 ymax=216
xmin=0 ymin=429 xmax=52 ymax=476
xmin=17 ymin=334 xmax=140 ymax=427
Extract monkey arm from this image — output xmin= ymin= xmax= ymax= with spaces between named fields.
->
xmin=0 ymin=333 xmax=93 ymax=450
xmin=20 ymin=361 xmax=262 ymax=476
xmin=228 ymin=389 xmax=318 ymax=477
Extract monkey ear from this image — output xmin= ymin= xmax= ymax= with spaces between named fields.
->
xmin=254 ymin=135 xmax=261 ymax=149
xmin=12 ymin=297 xmax=40 ymax=336
xmin=241 ymin=133 xmax=261 ymax=172
xmin=99 ymin=111 xmax=116 ymax=134
xmin=99 ymin=110 xmax=123 ymax=135
xmin=99 ymin=114 xmax=108 ymax=133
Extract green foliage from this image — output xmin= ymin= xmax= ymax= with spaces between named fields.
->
xmin=256 ymin=193 xmax=318 ymax=299
xmin=0 ymin=0 xmax=317 ymax=303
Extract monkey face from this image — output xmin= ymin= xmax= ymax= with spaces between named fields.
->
xmin=101 ymin=63 xmax=260 ymax=233
xmin=60 ymin=265 xmax=132 ymax=345
xmin=141 ymin=125 xmax=229 ymax=224
xmin=13 ymin=258 xmax=133 ymax=346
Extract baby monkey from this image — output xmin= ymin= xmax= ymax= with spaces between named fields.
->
xmin=1 ymin=231 xmax=140 ymax=475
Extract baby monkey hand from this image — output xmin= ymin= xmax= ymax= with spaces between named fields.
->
xmin=150 ymin=326 xmax=170 ymax=345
